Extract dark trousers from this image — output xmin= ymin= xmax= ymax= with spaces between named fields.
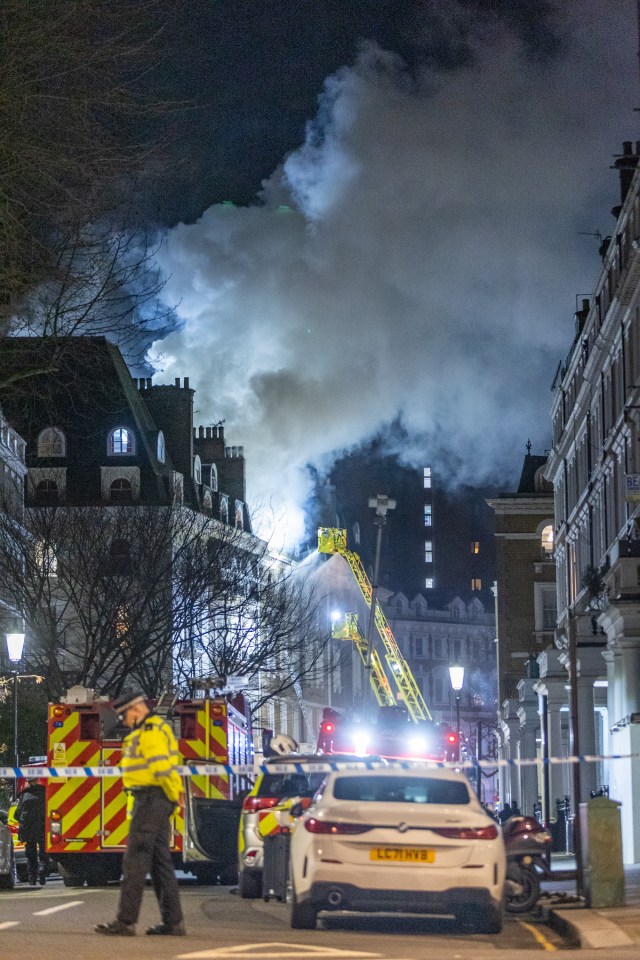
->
xmin=117 ymin=788 xmax=183 ymax=927
xmin=25 ymin=839 xmax=48 ymax=881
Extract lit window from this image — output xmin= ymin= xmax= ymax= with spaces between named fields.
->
xmin=235 ymin=503 xmax=244 ymax=528
xmin=157 ymin=431 xmax=165 ymax=463
xmin=35 ymin=542 xmax=57 ymax=576
xmin=471 ymin=578 xmax=482 ymax=591
xmin=423 ymin=466 xmax=432 ymax=489
xmin=425 ymin=577 xmax=434 ymax=589
xmin=194 ymin=455 xmax=202 ymax=484
xmin=37 ymin=427 xmax=66 ymax=458
xmin=424 ymin=504 xmax=432 ymax=526
xmin=471 ymin=541 xmax=480 ymax=554
xmin=425 ymin=540 xmax=433 ymax=563
xmin=110 ymin=478 xmax=133 ymax=503
xmin=541 ymin=524 xmax=554 ymax=557
xmin=109 ymin=427 xmax=135 ymax=455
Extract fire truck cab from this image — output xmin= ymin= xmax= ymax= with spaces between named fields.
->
xmin=317 ymin=706 xmax=458 ymax=762
xmin=46 ymin=685 xmax=252 ymax=886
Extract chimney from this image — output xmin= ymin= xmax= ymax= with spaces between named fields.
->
xmin=238 ymin=446 xmax=244 ymax=458
xmin=612 ymin=140 xmax=638 ymax=215
xmin=184 ymin=377 xmax=190 ymax=389
xmin=199 ymin=425 xmax=204 ymax=438
xmin=575 ymin=298 xmax=590 ymax=336
xmin=175 ymin=377 xmax=180 ymax=387
xmin=146 ymin=377 xmax=152 ymax=389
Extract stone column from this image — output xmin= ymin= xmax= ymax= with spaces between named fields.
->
xmin=536 ymin=649 xmax=571 ymax=816
xmin=516 ymin=679 xmax=540 ymax=816
xmin=499 ymin=699 xmax=521 ymax=807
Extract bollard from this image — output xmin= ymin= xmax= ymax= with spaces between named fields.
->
xmin=579 ymin=796 xmax=625 ymax=907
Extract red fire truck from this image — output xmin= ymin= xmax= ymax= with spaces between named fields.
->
xmin=45 ymin=686 xmax=252 ymax=886
xmin=317 ymin=706 xmax=459 ymax=762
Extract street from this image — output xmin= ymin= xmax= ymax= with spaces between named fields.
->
xmin=0 ymin=875 xmax=623 ymax=960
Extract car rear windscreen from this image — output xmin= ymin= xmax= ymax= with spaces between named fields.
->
xmin=333 ymin=775 xmax=471 ymax=805
xmin=258 ymin=772 xmax=326 ymax=800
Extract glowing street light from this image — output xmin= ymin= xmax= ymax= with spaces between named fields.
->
xmin=449 ymin=664 xmax=464 ymax=762
xmin=6 ymin=629 xmax=25 ymax=780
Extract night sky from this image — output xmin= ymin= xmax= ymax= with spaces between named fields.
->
xmin=141 ymin=0 xmax=638 ymax=544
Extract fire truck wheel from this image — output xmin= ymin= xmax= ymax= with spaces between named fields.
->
xmin=238 ymin=868 xmax=261 ymax=899
xmin=61 ymin=871 xmax=85 ymax=887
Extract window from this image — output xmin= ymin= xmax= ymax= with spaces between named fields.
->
xmin=220 ymin=496 xmax=229 ymax=524
xmin=108 ymin=539 xmax=132 ymax=576
xmin=425 ymin=577 xmax=434 ymax=589
xmin=434 ymin=677 xmax=443 ymax=702
xmin=110 ymin=478 xmax=133 ymax=503
xmin=157 ymin=431 xmax=165 ymax=463
xmin=471 ymin=540 xmax=480 ymax=554
xmin=194 ymin=455 xmax=202 ymax=484
xmin=414 ymin=637 xmax=424 ymax=657
xmin=109 ymin=427 xmax=135 ymax=455
xmin=471 ymin=578 xmax=482 ymax=591
xmin=36 ymin=479 xmax=59 ymax=504
xmin=424 ymin=540 xmax=433 ymax=563
xmin=333 ymin=774 xmax=470 ymax=805
xmin=423 ymin=466 xmax=432 ymax=489
xmin=37 ymin=427 xmax=66 ymax=458
xmin=35 ymin=542 xmax=57 ymax=576
xmin=541 ymin=524 xmax=554 ymax=557
xmin=424 ymin=504 xmax=432 ymax=526
xmin=235 ymin=502 xmax=244 ymax=528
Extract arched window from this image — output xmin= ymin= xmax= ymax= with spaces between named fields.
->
xmin=110 ymin=477 xmax=133 ymax=503
xmin=541 ymin=524 xmax=554 ymax=557
xmin=193 ymin=455 xmax=202 ymax=484
xmin=108 ymin=427 xmax=135 ymax=455
xmin=108 ymin=539 xmax=132 ymax=576
xmin=157 ymin=430 xmax=165 ymax=463
xmin=36 ymin=479 xmax=59 ymax=504
xmin=235 ymin=503 xmax=244 ymax=528
xmin=37 ymin=427 xmax=66 ymax=458
xmin=220 ymin=496 xmax=229 ymax=524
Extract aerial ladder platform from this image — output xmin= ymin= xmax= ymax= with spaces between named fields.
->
xmin=331 ymin=612 xmax=396 ymax=708
xmin=318 ymin=527 xmax=432 ymax=722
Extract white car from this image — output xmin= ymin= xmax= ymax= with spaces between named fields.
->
xmin=0 ymin=811 xmax=17 ymax=890
xmin=289 ymin=767 xmax=505 ymax=932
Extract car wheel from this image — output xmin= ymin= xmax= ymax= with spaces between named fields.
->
xmin=462 ymin=904 xmax=503 ymax=934
xmin=0 ymin=847 xmax=17 ymax=890
xmin=238 ymin=868 xmax=261 ymax=899
xmin=290 ymin=890 xmax=318 ymax=930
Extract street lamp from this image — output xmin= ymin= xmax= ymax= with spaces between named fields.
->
xmin=6 ymin=630 xmax=25 ymax=780
xmin=449 ymin=664 xmax=464 ymax=762
xmin=364 ymin=494 xmax=396 ymax=719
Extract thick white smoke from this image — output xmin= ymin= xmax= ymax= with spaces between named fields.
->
xmin=149 ymin=1 xmax=638 ymax=546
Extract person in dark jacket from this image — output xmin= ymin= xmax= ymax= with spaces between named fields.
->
xmin=16 ymin=779 xmax=48 ymax=885
xmin=498 ymin=801 xmax=513 ymax=823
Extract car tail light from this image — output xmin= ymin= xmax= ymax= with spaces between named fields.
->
xmin=8 ymin=823 xmax=18 ymax=836
xmin=242 ymin=795 xmax=280 ymax=813
xmin=431 ymin=825 xmax=498 ymax=840
xmin=304 ymin=818 xmax=371 ymax=835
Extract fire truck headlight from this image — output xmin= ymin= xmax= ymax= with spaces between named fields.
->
xmin=409 ymin=736 xmax=427 ymax=754
xmin=353 ymin=731 xmax=369 ymax=756
xmin=50 ymin=822 xmax=61 ymax=835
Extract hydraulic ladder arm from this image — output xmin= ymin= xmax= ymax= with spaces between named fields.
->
xmin=331 ymin=612 xmax=396 ymax=708
xmin=318 ymin=527 xmax=433 ymax=721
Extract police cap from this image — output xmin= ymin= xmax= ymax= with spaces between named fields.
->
xmin=112 ymin=689 xmax=146 ymax=717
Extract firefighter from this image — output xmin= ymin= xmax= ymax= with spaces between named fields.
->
xmin=95 ymin=689 xmax=186 ymax=937
xmin=16 ymin=778 xmax=48 ymax=885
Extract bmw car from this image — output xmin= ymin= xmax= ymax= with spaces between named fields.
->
xmin=289 ymin=766 xmax=505 ymax=932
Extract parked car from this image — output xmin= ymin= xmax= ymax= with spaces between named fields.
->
xmin=289 ymin=766 xmax=505 ymax=932
xmin=0 ymin=810 xmax=17 ymax=890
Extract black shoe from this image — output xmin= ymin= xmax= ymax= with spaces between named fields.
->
xmin=38 ymin=866 xmax=46 ymax=886
xmin=145 ymin=921 xmax=186 ymax=936
xmin=27 ymin=873 xmax=38 ymax=886
xmin=95 ymin=920 xmax=136 ymax=936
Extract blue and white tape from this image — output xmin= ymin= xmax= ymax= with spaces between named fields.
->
xmin=1 ymin=752 xmax=639 ymax=779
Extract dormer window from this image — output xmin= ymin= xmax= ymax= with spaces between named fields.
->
xmin=109 ymin=427 xmax=135 ymax=455
xmin=157 ymin=431 xmax=165 ymax=463
xmin=36 ymin=479 xmax=59 ymax=505
xmin=37 ymin=427 xmax=66 ymax=458
xmin=110 ymin=478 xmax=133 ymax=503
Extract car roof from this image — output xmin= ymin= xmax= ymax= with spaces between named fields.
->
xmin=264 ymin=753 xmax=382 ymax=765
xmin=326 ymin=765 xmax=469 ymax=782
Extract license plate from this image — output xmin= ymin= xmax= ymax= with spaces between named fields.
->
xmin=370 ymin=847 xmax=435 ymax=863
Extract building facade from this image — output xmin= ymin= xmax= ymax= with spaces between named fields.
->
xmin=546 ymin=141 xmax=640 ymax=863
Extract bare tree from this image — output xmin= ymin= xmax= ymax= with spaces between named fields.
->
xmin=0 ymin=492 xmax=332 ymax=707
xmin=0 ymin=0 xmax=178 ymax=328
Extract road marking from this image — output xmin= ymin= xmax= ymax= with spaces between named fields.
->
xmin=518 ymin=920 xmax=557 ymax=951
xmin=33 ymin=900 xmax=85 ymax=916
xmin=177 ymin=943 xmax=383 ymax=960
xmin=0 ymin=921 xmax=20 ymax=930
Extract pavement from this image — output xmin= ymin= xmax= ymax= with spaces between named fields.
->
xmin=540 ymin=856 xmax=640 ymax=949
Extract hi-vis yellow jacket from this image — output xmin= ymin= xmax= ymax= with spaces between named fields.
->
xmin=121 ymin=713 xmax=183 ymax=805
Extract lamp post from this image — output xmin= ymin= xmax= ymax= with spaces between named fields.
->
xmin=364 ymin=494 xmax=396 ymax=719
xmin=449 ymin=664 xmax=464 ymax=762
xmin=6 ymin=630 xmax=25 ymax=782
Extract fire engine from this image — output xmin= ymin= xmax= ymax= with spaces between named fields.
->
xmin=45 ymin=685 xmax=252 ymax=886
xmin=317 ymin=705 xmax=458 ymax=761
xmin=318 ymin=527 xmax=459 ymax=763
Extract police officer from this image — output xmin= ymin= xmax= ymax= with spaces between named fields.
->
xmin=95 ymin=689 xmax=186 ymax=937
xmin=16 ymin=778 xmax=48 ymax=885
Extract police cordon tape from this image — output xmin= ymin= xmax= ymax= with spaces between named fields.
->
xmin=1 ymin=752 xmax=640 ymax=779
